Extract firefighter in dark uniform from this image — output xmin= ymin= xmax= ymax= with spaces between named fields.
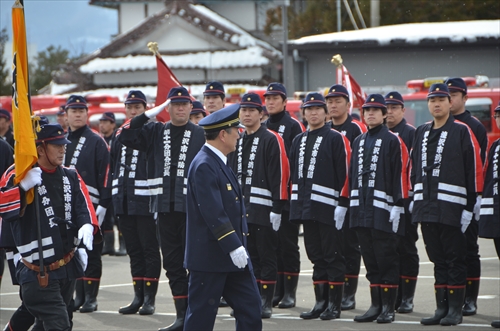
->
xmin=0 ymin=123 xmax=99 ymax=331
xmin=0 ymin=138 xmax=13 ymax=288
xmin=64 ymin=95 xmax=111 ymax=313
xmin=0 ymin=109 xmax=14 ymax=148
xmin=325 ymin=84 xmax=367 ymax=311
xmin=384 ymin=91 xmax=419 ymax=313
xmin=411 ymin=83 xmax=482 ymax=326
xmin=189 ymin=101 xmax=206 ymax=125
xmin=349 ymin=94 xmax=409 ymax=324
xmin=227 ymin=93 xmax=290 ymax=318
xmin=479 ymin=101 xmax=500 ymax=329
xmin=184 ymin=104 xmax=262 ymax=331
xmin=118 ymin=86 xmax=205 ymax=331
xmin=203 ymin=81 xmax=226 ymax=114
xmin=445 ymin=77 xmax=487 ymax=316
xmin=112 ymin=91 xmax=162 ymax=315
xmin=289 ymin=92 xmax=351 ymax=321
xmin=263 ymin=82 xmax=306 ymax=309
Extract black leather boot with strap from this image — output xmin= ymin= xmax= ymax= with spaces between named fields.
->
xmin=159 ymin=296 xmax=188 ymax=331
xmin=440 ymin=286 xmax=465 ymax=326
xmin=118 ymin=278 xmax=144 ymax=314
xmin=139 ymin=278 xmax=158 ymax=315
xmin=421 ymin=285 xmax=448 ymax=325
xmin=299 ymin=282 xmax=328 ymax=319
xmin=319 ymin=282 xmax=343 ymax=320
xmin=354 ymin=285 xmax=381 ymax=322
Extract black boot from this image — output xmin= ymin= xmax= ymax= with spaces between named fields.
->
xmin=299 ymin=282 xmax=328 ymax=319
xmin=101 ymin=231 xmax=115 ymax=256
xmin=279 ymin=273 xmax=299 ymax=308
xmin=421 ymin=286 xmax=448 ymax=325
xmin=354 ymin=285 xmax=381 ymax=322
xmin=341 ymin=275 xmax=358 ymax=310
xmin=462 ymin=279 xmax=479 ymax=316
xmin=80 ymin=279 xmax=99 ymax=313
xmin=319 ymin=282 xmax=343 ymax=320
xmin=159 ymin=297 xmax=187 ymax=331
xmin=272 ymin=273 xmax=284 ymax=307
xmin=397 ymin=277 xmax=417 ymax=313
xmin=115 ymin=232 xmax=127 ymax=256
xmin=377 ymin=285 xmax=398 ymax=323
xmin=261 ymin=282 xmax=275 ymax=318
xmin=73 ymin=278 xmax=84 ymax=311
xmin=440 ymin=286 xmax=465 ymax=326
xmin=492 ymin=320 xmax=500 ymax=328
xmin=139 ymin=279 xmax=158 ymax=315
xmin=118 ymin=279 xmax=144 ymax=314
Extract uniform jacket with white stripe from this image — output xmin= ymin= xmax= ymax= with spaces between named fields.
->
xmin=289 ymin=125 xmax=351 ymax=225
xmin=479 ymin=138 xmax=500 ymax=239
xmin=330 ymin=114 xmax=367 ymax=144
xmin=410 ymin=115 xmax=483 ymax=227
xmin=228 ymin=125 xmax=290 ymax=227
xmin=349 ymin=124 xmax=409 ymax=235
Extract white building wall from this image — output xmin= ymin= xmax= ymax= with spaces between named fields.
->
xmin=120 ymin=3 xmax=146 ymax=35
xmin=147 ymin=2 xmax=165 ymax=16
xmin=205 ymin=1 xmax=257 ymax=31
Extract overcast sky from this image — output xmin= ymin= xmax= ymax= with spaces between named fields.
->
xmin=0 ymin=0 xmax=117 ymax=56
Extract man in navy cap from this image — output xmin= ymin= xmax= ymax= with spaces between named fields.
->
xmin=445 ymin=77 xmax=487 ymax=316
xmin=63 ymin=95 xmax=111 ymax=313
xmin=203 ymin=81 xmax=225 ymax=114
xmin=98 ymin=112 xmax=116 ymax=146
xmin=0 ymin=122 xmax=99 ymax=331
xmin=384 ymin=91 xmax=419 ymax=314
xmin=119 ymin=86 xmax=205 ymax=330
xmin=189 ymin=101 xmax=206 ymax=125
xmin=288 ymin=92 xmax=350 ymax=321
xmin=184 ymin=103 xmax=262 ymax=331
xmin=0 ymin=108 xmax=14 ymax=148
xmin=411 ymin=83 xmax=482 ymax=326
xmin=349 ymin=94 xmax=409 ymax=324
xmin=325 ymin=84 xmax=367 ymax=311
xmin=263 ymin=82 xmax=305 ymax=309
xmin=56 ymin=107 xmax=69 ymax=133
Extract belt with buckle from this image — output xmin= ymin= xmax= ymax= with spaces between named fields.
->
xmin=21 ymin=251 xmax=75 ymax=273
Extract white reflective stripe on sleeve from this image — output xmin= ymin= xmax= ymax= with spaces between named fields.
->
xmin=437 ymin=193 xmax=467 ymax=206
xmin=480 ymin=207 xmax=494 ymax=215
xmin=148 ymin=187 xmax=163 ymax=195
xmin=291 ymin=194 xmax=298 ymax=200
xmin=184 ymin=178 xmax=188 ymax=185
xmin=414 ymin=193 xmax=423 ymax=201
xmin=350 ymin=189 xmax=359 ymax=197
xmin=148 ymin=178 xmax=163 ymax=186
xmin=17 ymin=237 xmax=53 ymax=255
xmin=134 ymin=180 xmax=148 ymax=187
xmin=134 ymin=189 xmax=152 ymax=196
xmin=89 ymin=196 xmax=100 ymax=204
xmin=250 ymin=187 xmax=272 ymax=197
xmin=414 ymin=183 xmax=423 ymax=191
xmin=249 ymin=196 xmax=273 ymax=207
xmin=22 ymin=249 xmax=56 ymax=263
xmin=112 ymin=188 xmax=118 ymax=195
xmin=438 ymin=183 xmax=467 ymax=196
xmin=310 ymin=193 xmax=337 ymax=206
xmin=373 ymin=199 xmax=391 ymax=212
xmin=292 ymin=184 xmax=298 ymax=191
xmin=374 ymin=189 xmax=394 ymax=203
xmin=86 ymin=185 xmax=100 ymax=196
xmin=481 ymin=197 xmax=494 ymax=206
xmin=183 ymin=188 xmax=187 ymax=195
xmin=311 ymin=184 xmax=339 ymax=198
xmin=112 ymin=179 xmax=119 ymax=186
xmin=350 ymin=199 xmax=359 ymax=207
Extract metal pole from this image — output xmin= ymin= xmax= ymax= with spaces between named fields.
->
xmin=370 ymin=0 xmax=380 ymax=27
xmin=337 ymin=0 xmax=341 ymax=32
xmin=282 ymin=1 xmax=289 ymax=87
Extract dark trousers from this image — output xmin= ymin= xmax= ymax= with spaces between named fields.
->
xmin=341 ymin=211 xmax=361 ymax=276
xmin=22 ymin=278 xmax=75 ymax=331
xmin=356 ymin=227 xmax=400 ymax=285
xmin=247 ymin=223 xmax=278 ymax=282
xmin=158 ymin=211 xmax=188 ymax=296
xmin=101 ymin=204 xmax=115 ymax=232
xmin=85 ymin=240 xmax=103 ymax=279
xmin=398 ymin=213 xmax=420 ymax=277
xmin=276 ymin=210 xmax=301 ymax=273
xmin=303 ymin=220 xmax=345 ymax=282
xmin=465 ymin=220 xmax=481 ymax=278
xmin=184 ymin=269 xmax=262 ymax=331
xmin=118 ymin=214 xmax=161 ymax=279
xmin=421 ymin=222 xmax=467 ymax=285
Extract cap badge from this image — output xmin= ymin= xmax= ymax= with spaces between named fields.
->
xmin=58 ymin=131 xmax=61 ymax=134
xmin=332 ymin=89 xmax=336 ymax=92
xmin=448 ymin=83 xmax=452 ymax=86
xmin=131 ymin=94 xmax=135 ymax=97
xmin=210 ymin=86 xmax=214 ymax=89
xmin=269 ymin=87 xmax=273 ymax=90
xmin=436 ymin=88 xmax=440 ymax=91
xmin=247 ymin=97 xmax=251 ymax=101
xmin=390 ymin=95 xmax=393 ymax=98
xmin=178 ymin=92 xmax=182 ymax=96
xmin=76 ymin=99 xmax=80 ymax=103
xmin=371 ymin=98 xmax=374 ymax=101
xmin=311 ymin=97 xmax=315 ymax=100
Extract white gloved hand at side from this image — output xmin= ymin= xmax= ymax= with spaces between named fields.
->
xmin=409 ymin=201 xmax=414 ymax=214
xmin=334 ymin=206 xmax=348 ymax=230
xmin=229 ymin=246 xmax=248 ymax=269
xmin=389 ymin=206 xmax=404 ymax=233
xmin=19 ymin=167 xmax=42 ymax=191
xmin=270 ymin=212 xmax=281 ymax=231
xmin=473 ymin=196 xmax=481 ymax=221
xmin=76 ymin=248 xmax=88 ymax=271
xmin=461 ymin=210 xmax=473 ymax=233
xmin=95 ymin=205 xmax=107 ymax=226
xmin=144 ymin=99 xmax=171 ymax=119
xmin=78 ymin=223 xmax=94 ymax=251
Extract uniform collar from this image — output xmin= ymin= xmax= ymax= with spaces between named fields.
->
xmin=205 ymin=143 xmax=227 ymax=165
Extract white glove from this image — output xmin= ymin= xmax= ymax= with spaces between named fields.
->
xmin=409 ymin=201 xmax=414 ymax=214
xmin=144 ymin=99 xmax=170 ymax=119
xmin=461 ymin=210 xmax=473 ymax=233
xmin=19 ymin=167 xmax=42 ymax=191
xmin=78 ymin=223 xmax=94 ymax=251
xmin=389 ymin=206 xmax=404 ymax=233
xmin=76 ymin=248 xmax=88 ymax=271
xmin=270 ymin=212 xmax=281 ymax=231
xmin=473 ymin=196 xmax=481 ymax=221
xmin=95 ymin=205 xmax=107 ymax=226
xmin=334 ymin=206 xmax=348 ymax=230
xmin=229 ymin=246 xmax=248 ymax=269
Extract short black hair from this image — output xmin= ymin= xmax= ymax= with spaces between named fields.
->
xmin=362 ymin=107 xmax=387 ymax=116
xmin=302 ymin=105 xmax=328 ymax=115
xmin=204 ymin=94 xmax=225 ymax=101
xmin=326 ymin=95 xmax=350 ymax=104
xmin=205 ymin=127 xmax=233 ymax=141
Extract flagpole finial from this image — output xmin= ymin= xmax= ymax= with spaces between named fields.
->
xmin=13 ymin=0 xmax=24 ymax=8
xmin=331 ymin=54 xmax=343 ymax=67
xmin=148 ymin=42 xmax=160 ymax=56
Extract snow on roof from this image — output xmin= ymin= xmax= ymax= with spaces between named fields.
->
xmin=289 ymin=20 xmax=500 ymax=46
xmin=80 ymin=46 xmax=273 ymax=74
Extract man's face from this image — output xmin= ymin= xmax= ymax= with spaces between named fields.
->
xmin=204 ymin=95 xmax=225 ymax=114
xmin=56 ymin=114 xmax=68 ymax=128
xmin=386 ymin=104 xmax=405 ymax=128
xmin=304 ymin=106 xmax=326 ymax=129
xmin=125 ymin=103 xmax=146 ymax=119
xmin=0 ymin=118 xmax=10 ymax=132
xmin=222 ymin=127 xmax=240 ymax=153
xmin=99 ymin=120 xmax=115 ymax=136
xmin=168 ymin=102 xmax=192 ymax=125
xmin=189 ymin=112 xmax=205 ymax=125
xmin=449 ymin=91 xmax=467 ymax=115
xmin=66 ymin=108 xmax=88 ymax=129
xmin=326 ymin=96 xmax=350 ymax=121
xmin=38 ymin=143 xmax=66 ymax=167
xmin=239 ymin=107 xmax=262 ymax=129
xmin=363 ymin=107 xmax=386 ymax=128
xmin=265 ymin=95 xmax=286 ymax=115
xmin=495 ymin=112 xmax=500 ymax=130
xmin=428 ymin=96 xmax=451 ymax=120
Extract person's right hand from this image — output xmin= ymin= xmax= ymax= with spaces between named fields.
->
xmin=19 ymin=167 xmax=42 ymax=191
xmin=229 ymin=246 xmax=248 ymax=269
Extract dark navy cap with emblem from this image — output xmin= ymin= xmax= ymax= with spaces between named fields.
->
xmin=36 ymin=123 xmax=71 ymax=145
xmin=362 ymin=94 xmax=386 ymax=109
xmin=0 ymin=109 xmax=11 ymax=121
xmin=198 ymin=104 xmax=242 ymax=132
xmin=326 ymin=84 xmax=349 ymax=100
xmin=203 ymin=81 xmax=225 ymax=96
xmin=427 ymin=83 xmax=450 ymax=98
xmin=125 ymin=90 xmax=147 ymax=105
xmin=168 ymin=86 xmax=192 ymax=104
xmin=302 ymin=92 xmax=326 ymax=108
xmin=263 ymin=82 xmax=287 ymax=97
xmin=384 ymin=91 xmax=404 ymax=106
xmin=495 ymin=101 xmax=500 ymax=112
xmin=57 ymin=106 xmax=65 ymax=116
xmin=445 ymin=77 xmax=467 ymax=94
xmin=65 ymin=95 xmax=88 ymax=110
xmin=191 ymin=101 xmax=206 ymax=116
xmin=99 ymin=112 xmax=116 ymax=123
xmin=240 ymin=93 xmax=262 ymax=109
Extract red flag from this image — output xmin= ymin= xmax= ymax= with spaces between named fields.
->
xmin=154 ymin=54 xmax=182 ymax=123
xmin=336 ymin=64 xmax=366 ymax=114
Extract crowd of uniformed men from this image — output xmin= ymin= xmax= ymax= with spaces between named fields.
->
xmin=0 ymin=76 xmax=499 ymax=331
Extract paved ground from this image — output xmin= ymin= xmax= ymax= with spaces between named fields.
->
xmin=0 ymin=230 xmax=498 ymax=330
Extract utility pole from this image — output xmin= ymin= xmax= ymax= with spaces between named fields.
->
xmin=337 ymin=0 xmax=341 ymax=32
xmin=370 ymin=0 xmax=380 ymax=27
xmin=282 ymin=0 xmax=289 ymax=86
